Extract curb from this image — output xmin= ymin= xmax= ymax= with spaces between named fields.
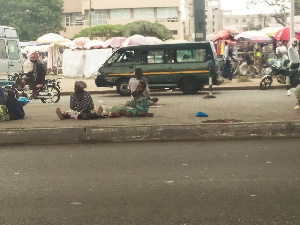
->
xmin=1 ymin=121 xmax=300 ymax=145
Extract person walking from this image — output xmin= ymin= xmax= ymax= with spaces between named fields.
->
xmin=254 ymin=48 xmax=262 ymax=74
xmin=221 ymin=41 xmax=233 ymax=80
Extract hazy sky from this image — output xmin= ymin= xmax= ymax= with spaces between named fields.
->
xmin=220 ymin=0 xmax=278 ymax=15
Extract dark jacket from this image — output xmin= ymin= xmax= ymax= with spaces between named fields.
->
xmin=28 ymin=60 xmax=46 ymax=84
xmin=5 ymin=90 xmax=25 ymax=120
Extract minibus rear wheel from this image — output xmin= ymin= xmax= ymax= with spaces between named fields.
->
xmin=116 ymin=78 xmax=130 ymax=96
xmin=180 ymin=76 xmax=199 ymax=94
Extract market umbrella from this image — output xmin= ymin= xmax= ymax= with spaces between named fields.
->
xmin=84 ymin=40 xmax=107 ymax=49
xmin=55 ymin=39 xmax=77 ymax=48
xmin=234 ymin=30 xmax=272 ymax=43
xmin=36 ymin=33 xmax=66 ymax=44
xmin=105 ymin=37 xmax=127 ymax=47
xmin=121 ymin=35 xmax=149 ymax=47
xmin=73 ymin=37 xmax=91 ymax=46
xmin=274 ymin=27 xmax=291 ymax=41
xmin=144 ymin=36 xmax=164 ymax=44
xmin=259 ymin=27 xmax=283 ymax=37
xmin=212 ymin=29 xmax=240 ymax=42
xmin=274 ymin=27 xmax=300 ymax=41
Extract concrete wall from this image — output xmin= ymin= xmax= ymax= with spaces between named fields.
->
xmin=63 ymin=0 xmax=82 ymax=13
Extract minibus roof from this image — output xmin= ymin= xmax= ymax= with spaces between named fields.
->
xmin=117 ymin=41 xmax=213 ymax=51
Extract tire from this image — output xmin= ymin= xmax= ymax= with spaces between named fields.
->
xmin=116 ymin=79 xmax=130 ymax=96
xmin=180 ymin=76 xmax=199 ymax=94
xmin=41 ymin=86 xmax=60 ymax=103
xmin=260 ymin=76 xmax=273 ymax=90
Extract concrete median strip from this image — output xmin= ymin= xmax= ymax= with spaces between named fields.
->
xmin=1 ymin=121 xmax=300 ymax=145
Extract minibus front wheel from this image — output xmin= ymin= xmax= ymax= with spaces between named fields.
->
xmin=179 ymin=76 xmax=199 ymax=94
xmin=116 ymin=78 xmax=130 ymax=96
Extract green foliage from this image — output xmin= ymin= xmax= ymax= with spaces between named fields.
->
xmin=237 ymin=76 xmax=251 ymax=82
xmin=0 ymin=0 xmax=64 ymax=41
xmin=118 ymin=21 xmax=173 ymax=40
xmin=73 ymin=24 xmax=122 ymax=39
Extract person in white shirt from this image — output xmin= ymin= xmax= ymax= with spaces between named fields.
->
xmin=287 ymin=38 xmax=300 ymax=96
xmin=126 ymin=68 xmax=158 ymax=106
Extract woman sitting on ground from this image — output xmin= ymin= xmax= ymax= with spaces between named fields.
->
xmin=5 ymin=89 xmax=25 ymax=120
xmin=104 ymin=80 xmax=153 ymax=118
xmin=56 ymin=81 xmax=103 ymax=120
xmin=126 ymin=68 xmax=158 ymax=107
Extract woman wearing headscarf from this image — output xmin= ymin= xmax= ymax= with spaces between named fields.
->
xmin=56 ymin=81 xmax=104 ymax=120
xmin=5 ymin=90 xmax=25 ymax=120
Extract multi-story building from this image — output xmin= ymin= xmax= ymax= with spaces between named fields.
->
xmin=185 ymin=0 xmax=282 ymax=40
xmin=60 ymin=0 xmax=184 ymax=40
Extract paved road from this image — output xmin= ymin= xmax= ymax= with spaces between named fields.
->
xmin=1 ymin=89 xmax=299 ymax=130
xmin=1 ymin=139 xmax=300 ymax=224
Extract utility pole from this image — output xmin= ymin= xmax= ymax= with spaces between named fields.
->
xmin=194 ymin=0 xmax=206 ymax=41
xmin=290 ymin=0 xmax=295 ymax=40
xmin=88 ymin=0 xmax=92 ymax=39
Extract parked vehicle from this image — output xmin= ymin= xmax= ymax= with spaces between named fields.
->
xmin=95 ymin=42 xmax=222 ymax=95
xmin=0 ymin=26 xmax=23 ymax=87
xmin=6 ymin=73 xmax=61 ymax=103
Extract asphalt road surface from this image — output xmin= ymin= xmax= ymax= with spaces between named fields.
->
xmin=1 ymin=139 xmax=300 ymax=225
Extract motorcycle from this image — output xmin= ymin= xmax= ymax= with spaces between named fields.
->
xmin=8 ymin=73 xmax=61 ymax=103
xmin=259 ymin=63 xmax=288 ymax=90
xmin=260 ymin=61 xmax=300 ymax=90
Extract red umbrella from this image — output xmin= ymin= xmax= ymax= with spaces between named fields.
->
xmin=274 ymin=27 xmax=300 ymax=41
xmin=212 ymin=29 xmax=240 ymax=42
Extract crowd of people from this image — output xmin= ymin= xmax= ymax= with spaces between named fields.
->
xmin=221 ymin=37 xmax=300 ymax=110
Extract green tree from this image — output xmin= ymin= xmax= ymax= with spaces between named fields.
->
xmin=73 ymin=24 xmax=122 ymax=39
xmin=118 ymin=21 xmax=173 ymax=40
xmin=0 ymin=0 xmax=64 ymax=41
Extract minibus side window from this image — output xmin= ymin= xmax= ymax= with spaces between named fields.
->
xmin=147 ymin=50 xmax=164 ymax=64
xmin=7 ymin=40 xmax=20 ymax=60
xmin=0 ymin=39 xmax=7 ymax=59
xmin=177 ymin=49 xmax=206 ymax=62
xmin=117 ymin=51 xmax=134 ymax=63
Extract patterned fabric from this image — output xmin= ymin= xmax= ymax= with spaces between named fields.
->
xmin=0 ymin=105 xmax=10 ymax=122
xmin=108 ymin=96 xmax=149 ymax=117
xmin=70 ymin=91 xmax=94 ymax=112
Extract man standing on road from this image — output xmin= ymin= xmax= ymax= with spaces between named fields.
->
xmin=221 ymin=41 xmax=233 ymax=81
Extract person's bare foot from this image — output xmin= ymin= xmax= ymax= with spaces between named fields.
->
xmin=96 ymin=106 xmax=103 ymax=116
xmin=56 ymin=107 xmax=64 ymax=120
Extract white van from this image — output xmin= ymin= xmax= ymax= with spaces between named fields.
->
xmin=0 ymin=26 xmax=23 ymax=86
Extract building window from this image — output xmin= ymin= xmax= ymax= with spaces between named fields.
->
xmin=110 ymin=9 xmax=131 ymax=19
xmin=133 ymin=8 xmax=154 ymax=19
xmin=64 ymin=14 xmax=70 ymax=26
xmin=157 ymin=7 xmax=178 ymax=22
xmin=171 ymin=30 xmax=178 ymax=35
xmin=91 ymin=9 xmax=107 ymax=25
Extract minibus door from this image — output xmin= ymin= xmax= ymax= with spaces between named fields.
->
xmin=0 ymin=39 xmax=9 ymax=77
xmin=7 ymin=39 xmax=22 ymax=74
